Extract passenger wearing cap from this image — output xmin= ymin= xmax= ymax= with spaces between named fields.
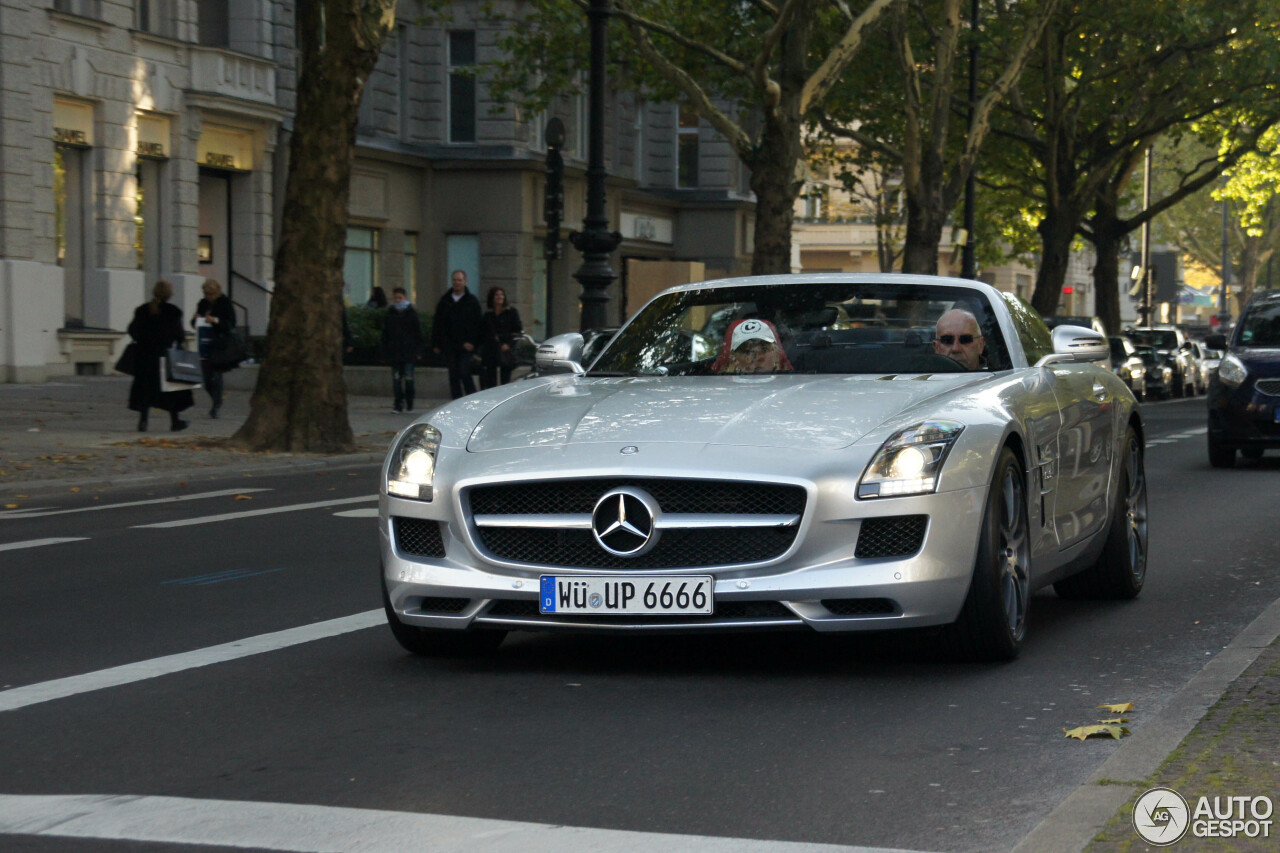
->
xmin=933 ymin=308 xmax=986 ymax=370
xmin=711 ymin=318 xmax=793 ymax=374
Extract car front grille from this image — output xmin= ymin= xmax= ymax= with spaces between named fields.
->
xmin=484 ymin=598 xmax=795 ymax=623
xmin=467 ymin=479 xmax=806 ymax=570
xmin=393 ymin=517 xmax=445 ymax=558
xmin=477 ymin=526 xmax=797 ymax=569
xmin=468 ymin=479 xmax=806 ymax=516
xmin=1255 ymin=378 xmax=1280 ymax=396
xmin=854 ymin=515 xmax=928 ymax=559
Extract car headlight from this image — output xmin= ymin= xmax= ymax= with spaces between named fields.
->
xmin=859 ymin=420 xmax=964 ymax=499
xmin=1218 ymin=354 xmax=1247 ymax=387
xmin=387 ymin=423 xmax=441 ymax=500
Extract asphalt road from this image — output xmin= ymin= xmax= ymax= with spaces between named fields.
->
xmin=0 ymin=397 xmax=1277 ymax=853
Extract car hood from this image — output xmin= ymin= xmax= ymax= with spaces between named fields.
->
xmin=1234 ymin=347 xmax=1280 ymax=376
xmin=465 ymin=373 xmax=993 ymax=452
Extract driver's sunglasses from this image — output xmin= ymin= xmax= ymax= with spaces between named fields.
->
xmin=938 ymin=334 xmax=979 ymax=345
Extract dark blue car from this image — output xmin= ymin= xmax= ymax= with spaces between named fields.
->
xmin=1206 ymin=291 xmax=1280 ymax=467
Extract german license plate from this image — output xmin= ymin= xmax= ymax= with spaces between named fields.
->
xmin=540 ymin=575 xmax=713 ymax=615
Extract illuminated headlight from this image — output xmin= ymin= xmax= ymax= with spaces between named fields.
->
xmin=858 ymin=421 xmax=964 ymax=499
xmin=1218 ymin=354 xmax=1247 ymax=387
xmin=386 ymin=424 xmax=441 ymax=500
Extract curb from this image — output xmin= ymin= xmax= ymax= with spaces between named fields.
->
xmin=1010 ymin=595 xmax=1280 ymax=853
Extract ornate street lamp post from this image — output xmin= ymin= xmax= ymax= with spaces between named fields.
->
xmin=570 ymin=0 xmax=622 ymax=333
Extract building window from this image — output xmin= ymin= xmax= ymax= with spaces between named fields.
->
xmin=448 ymin=30 xmax=477 ymax=144
xmin=634 ymin=101 xmax=644 ymax=183
xmin=677 ymin=105 xmax=699 ymax=189
xmin=398 ymin=26 xmax=411 ymax=140
xmin=199 ymin=0 xmax=229 ymax=47
xmin=344 ymin=226 xmax=379 ymax=306
xmin=403 ymin=232 xmax=418 ymax=303
xmin=55 ymin=147 xmax=88 ymax=327
xmin=136 ymin=0 xmax=176 ymax=37
xmin=54 ymin=0 xmax=101 ymax=18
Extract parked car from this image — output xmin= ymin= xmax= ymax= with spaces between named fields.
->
xmin=1134 ymin=345 xmax=1174 ymax=401
xmin=1126 ymin=326 xmax=1199 ymax=396
xmin=1205 ymin=290 xmax=1280 ymax=467
xmin=1187 ymin=340 xmax=1216 ymax=391
xmin=380 ymin=274 xmax=1146 ymax=662
xmin=1108 ymin=335 xmax=1147 ymax=401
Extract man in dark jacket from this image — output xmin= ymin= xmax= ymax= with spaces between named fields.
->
xmin=431 ymin=270 xmax=484 ymax=399
xmin=381 ymin=287 xmax=426 ymax=412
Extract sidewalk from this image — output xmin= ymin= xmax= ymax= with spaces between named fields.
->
xmin=0 ymin=374 xmax=445 ymax=499
xmin=0 ymin=376 xmax=1276 ymax=852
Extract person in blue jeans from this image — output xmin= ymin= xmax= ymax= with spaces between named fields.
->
xmin=431 ymin=270 xmax=484 ymax=399
xmin=380 ymin=287 xmax=426 ymax=412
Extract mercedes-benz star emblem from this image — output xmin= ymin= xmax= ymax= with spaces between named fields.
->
xmin=591 ymin=487 xmax=661 ymax=557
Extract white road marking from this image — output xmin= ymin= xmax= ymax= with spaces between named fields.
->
xmin=0 ymin=794 xmax=927 ymax=853
xmin=0 ymin=537 xmax=89 ymax=552
xmin=133 ymin=494 xmax=377 ymax=528
xmin=0 ymin=488 xmax=272 ymax=519
xmin=0 ymin=610 xmax=382 ymax=713
xmin=333 ymin=507 xmax=379 ymax=518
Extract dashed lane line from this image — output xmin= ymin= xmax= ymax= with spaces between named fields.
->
xmin=0 ymin=793 xmax=930 ymax=853
xmin=0 ymin=537 xmax=89 ymax=552
xmin=0 ymin=610 xmax=383 ymax=713
xmin=132 ymin=494 xmax=377 ymax=528
xmin=0 ymin=488 xmax=272 ymax=519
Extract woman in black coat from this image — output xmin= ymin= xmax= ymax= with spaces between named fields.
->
xmin=191 ymin=278 xmax=235 ymax=418
xmin=128 ymin=279 xmax=193 ymax=432
xmin=480 ymin=286 xmax=523 ymax=389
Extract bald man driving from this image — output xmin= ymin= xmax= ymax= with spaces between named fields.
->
xmin=934 ymin=308 xmax=986 ymax=370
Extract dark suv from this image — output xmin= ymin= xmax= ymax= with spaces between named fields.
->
xmin=1205 ymin=291 xmax=1280 ymax=467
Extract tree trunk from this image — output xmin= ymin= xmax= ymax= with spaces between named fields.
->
xmin=749 ymin=118 xmax=803 ymax=275
xmin=1087 ymin=195 xmax=1126 ymax=336
xmin=1031 ymin=208 xmax=1078 ymax=317
xmin=232 ymin=0 xmax=395 ymax=453
xmin=900 ymin=189 xmax=946 ymax=275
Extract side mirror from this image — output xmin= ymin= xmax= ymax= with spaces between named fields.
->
xmin=1035 ymin=325 xmax=1111 ymax=367
xmin=1205 ymin=333 xmax=1227 ymax=350
xmin=535 ymin=333 xmax=585 ymax=375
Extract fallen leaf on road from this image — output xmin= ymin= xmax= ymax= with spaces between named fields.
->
xmin=1098 ymin=702 xmax=1133 ymax=714
xmin=70 ymin=487 xmax=81 ymax=493
xmin=234 ymin=494 xmax=254 ymax=500
xmin=1064 ymin=725 xmax=1130 ymax=740
xmin=1098 ymin=717 xmax=1129 ymax=724
xmin=4 ymin=504 xmax=17 ymax=509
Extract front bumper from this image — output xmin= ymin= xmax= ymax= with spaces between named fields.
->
xmin=1208 ymin=379 xmax=1280 ymax=447
xmin=381 ymin=478 xmax=988 ymax=635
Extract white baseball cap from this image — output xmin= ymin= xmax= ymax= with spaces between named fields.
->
xmin=730 ymin=319 xmax=777 ymax=351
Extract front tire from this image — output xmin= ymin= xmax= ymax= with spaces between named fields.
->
xmin=1208 ymin=434 xmax=1236 ymax=469
xmin=382 ymin=583 xmax=506 ymax=657
xmin=1054 ymin=427 xmax=1147 ymax=600
xmin=947 ymin=447 xmax=1030 ymax=662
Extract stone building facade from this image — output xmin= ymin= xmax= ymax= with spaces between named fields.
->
xmin=0 ymin=0 xmax=754 ymax=382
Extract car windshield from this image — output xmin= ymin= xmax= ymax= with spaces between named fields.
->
xmin=1128 ymin=329 xmax=1178 ymax=349
xmin=1237 ymin=302 xmax=1280 ymax=347
xmin=588 ymin=281 xmax=1012 ymax=376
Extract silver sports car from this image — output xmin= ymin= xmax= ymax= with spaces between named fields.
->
xmin=380 ymin=274 xmax=1147 ymax=661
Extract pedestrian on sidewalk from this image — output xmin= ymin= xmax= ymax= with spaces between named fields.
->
xmin=431 ymin=270 xmax=484 ymax=399
xmin=366 ymin=286 xmax=388 ymax=309
xmin=191 ymin=278 xmax=235 ymax=418
xmin=127 ymin=279 xmax=192 ymax=432
xmin=380 ymin=286 xmax=426 ymax=412
xmin=480 ymin=286 xmax=523 ymax=389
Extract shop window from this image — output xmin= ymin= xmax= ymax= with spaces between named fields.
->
xmin=136 ymin=0 xmax=176 ymax=38
xmin=344 ymin=226 xmax=380 ymax=306
xmin=403 ymin=232 xmax=418 ymax=303
xmin=448 ymin=31 xmax=477 ymax=143
xmin=677 ymin=105 xmax=699 ymax=189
